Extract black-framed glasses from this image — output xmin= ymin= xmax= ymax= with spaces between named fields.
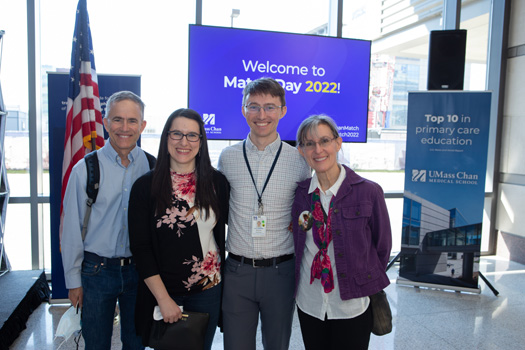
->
xmin=300 ymin=137 xmax=337 ymax=151
xmin=244 ymin=104 xmax=282 ymax=115
xmin=167 ymin=131 xmax=202 ymax=142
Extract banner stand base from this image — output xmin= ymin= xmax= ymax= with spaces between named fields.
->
xmin=386 ymin=252 xmax=401 ymax=272
xmin=479 ymin=271 xmax=499 ymax=296
xmin=396 ymin=277 xmax=481 ymax=294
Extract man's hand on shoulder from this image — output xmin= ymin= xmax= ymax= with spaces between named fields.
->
xmin=68 ymin=287 xmax=83 ymax=309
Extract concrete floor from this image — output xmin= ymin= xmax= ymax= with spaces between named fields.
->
xmin=10 ymin=256 xmax=525 ymax=349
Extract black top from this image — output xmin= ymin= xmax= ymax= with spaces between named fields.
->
xmin=128 ymin=169 xmax=230 ymax=343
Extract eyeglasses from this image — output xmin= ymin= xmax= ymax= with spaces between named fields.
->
xmin=167 ymin=131 xmax=202 ymax=142
xmin=244 ymin=104 xmax=282 ymax=115
xmin=300 ymin=137 xmax=337 ymax=151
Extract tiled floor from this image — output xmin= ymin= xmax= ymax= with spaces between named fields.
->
xmin=9 ymin=256 xmax=525 ymax=349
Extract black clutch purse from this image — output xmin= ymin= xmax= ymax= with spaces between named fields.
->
xmin=369 ymin=290 xmax=393 ymax=336
xmin=148 ymin=311 xmax=210 ymax=350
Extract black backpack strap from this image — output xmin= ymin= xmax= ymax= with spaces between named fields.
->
xmin=85 ymin=151 xmax=100 ymax=204
xmin=81 ymin=150 xmax=154 ymax=241
xmin=82 ymin=151 xmax=100 ymax=241
xmin=144 ymin=151 xmax=156 ymax=170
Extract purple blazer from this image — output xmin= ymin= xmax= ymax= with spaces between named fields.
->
xmin=292 ymin=165 xmax=392 ymax=300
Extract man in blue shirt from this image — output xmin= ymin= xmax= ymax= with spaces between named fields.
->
xmin=61 ymin=91 xmax=150 ymax=350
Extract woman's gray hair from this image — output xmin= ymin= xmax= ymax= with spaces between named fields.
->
xmin=296 ymin=114 xmax=340 ymax=146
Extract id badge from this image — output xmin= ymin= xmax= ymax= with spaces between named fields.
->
xmin=251 ymin=215 xmax=267 ymax=237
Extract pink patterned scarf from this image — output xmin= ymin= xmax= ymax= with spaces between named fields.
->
xmin=310 ymin=188 xmax=334 ymax=293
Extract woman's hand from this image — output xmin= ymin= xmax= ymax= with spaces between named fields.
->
xmin=158 ymin=297 xmax=183 ymax=323
xmin=144 ymin=274 xmax=183 ymax=323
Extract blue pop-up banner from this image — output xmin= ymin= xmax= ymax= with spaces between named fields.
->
xmin=398 ymin=91 xmax=491 ymax=292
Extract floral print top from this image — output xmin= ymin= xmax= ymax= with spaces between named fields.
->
xmin=155 ymin=170 xmax=221 ymax=294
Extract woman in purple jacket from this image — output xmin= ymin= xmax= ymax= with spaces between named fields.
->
xmin=292 ymin=115 xmax=392 ymax=350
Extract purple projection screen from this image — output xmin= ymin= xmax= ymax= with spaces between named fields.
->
xmin=188 ymin=25 xmax=371 ymax=142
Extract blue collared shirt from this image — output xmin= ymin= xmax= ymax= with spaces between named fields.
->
xmin=61 ymin=141 xmax=151 ymax=289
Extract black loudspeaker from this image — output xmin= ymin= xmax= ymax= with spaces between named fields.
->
xmin=427 ymin=29 xmax=467 ymax=90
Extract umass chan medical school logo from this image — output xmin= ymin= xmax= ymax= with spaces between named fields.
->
xmin=203 ymin=113 xmax=223 ymax=134
xmin=203 ymin=113 xmax=215 ymax=125
xmin=412 ymin=169 xmax=427 ymax=182
xmin=411 ymin=168 xmax=479 ymax=185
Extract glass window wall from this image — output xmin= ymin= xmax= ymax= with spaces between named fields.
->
xmin=0 ymin=0 xmax=495 ymax=270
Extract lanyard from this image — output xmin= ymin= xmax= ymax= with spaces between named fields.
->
xmin=243 ymin=140 xmax=283 ymax=215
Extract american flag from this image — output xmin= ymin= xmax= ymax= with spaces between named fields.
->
xmin=61 ymin=0 xmax=104 ymax=214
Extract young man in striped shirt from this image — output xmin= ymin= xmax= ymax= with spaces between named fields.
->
xmin=218 ymin=78 xmax=311 ymax=350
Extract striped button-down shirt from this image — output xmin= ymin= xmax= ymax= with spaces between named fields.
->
xmin=218 ymin=134 xmax=311 ymax=259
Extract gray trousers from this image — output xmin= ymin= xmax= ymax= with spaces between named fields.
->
xmin=222 ymin=256 xmax=295 ymax=350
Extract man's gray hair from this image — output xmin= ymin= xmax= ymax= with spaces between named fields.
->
xmin=104 ymin=91 xmax=145 ymax=119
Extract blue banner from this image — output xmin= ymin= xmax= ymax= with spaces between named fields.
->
xmin=48 ymin=72 xmax=140 ymax=300
xmin=399 ymin=91 xmax=491 ymax=292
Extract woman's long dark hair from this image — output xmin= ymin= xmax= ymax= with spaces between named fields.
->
xmin=151 ymin=108 xmax=219 ymax=220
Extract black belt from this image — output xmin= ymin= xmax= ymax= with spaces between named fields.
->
xmin=84 ymin=251 xmax=133 ymax=266
xmin=229 ymin=253 xmax=294 ymax=268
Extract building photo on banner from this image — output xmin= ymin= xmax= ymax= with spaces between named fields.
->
xmin=399 ymin=91 xmax=492 ymax=293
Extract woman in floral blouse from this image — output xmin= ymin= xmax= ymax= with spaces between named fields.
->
xmin=129 ymin=108 xmax=229 ymax=350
